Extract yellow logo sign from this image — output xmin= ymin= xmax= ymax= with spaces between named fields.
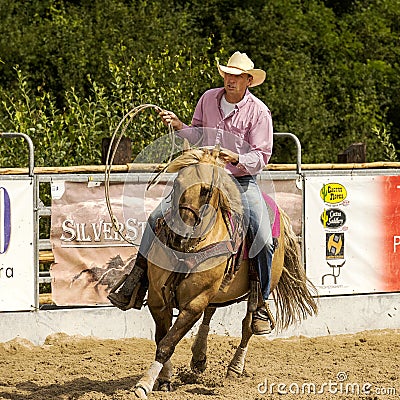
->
xmin=326 ymin=233 xmax=344 ymax=257
xmin=320 ymin=183 xmax=347 ymax=204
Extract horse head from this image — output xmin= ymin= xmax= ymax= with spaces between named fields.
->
xmin=164 ymin=146 xmax=242 ymax=251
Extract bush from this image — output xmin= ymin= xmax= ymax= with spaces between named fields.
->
xmin=0 ymin=43 xmax=225 ymax=167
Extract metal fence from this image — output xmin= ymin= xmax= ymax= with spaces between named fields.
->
xmin=3 ymin=131 xmax=400 ymax=309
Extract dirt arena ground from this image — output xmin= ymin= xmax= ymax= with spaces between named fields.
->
xmin=0 ymin=329 xmax=399 ymax=400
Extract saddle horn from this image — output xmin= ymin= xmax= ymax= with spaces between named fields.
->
xmin=212 ymin=144 xmax=221 ymax=159
xmin=182 ymin=138 xmax=191 ymax=153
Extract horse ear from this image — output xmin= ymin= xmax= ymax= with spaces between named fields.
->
xmin=212 ymin=144 xmax=220 ymax=159
xmin=182 ymin=138 xmax=191 ymax=153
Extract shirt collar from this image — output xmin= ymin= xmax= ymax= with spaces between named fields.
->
xmin=216 ymin=87 xmax=250 ymax=110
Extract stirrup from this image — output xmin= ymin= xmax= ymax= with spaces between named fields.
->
xmin=247 ymin=279 xmax=259 ymax=313
xmin=108 ymin=285 xmax=140 ymax=311
xmin=107 ymin=274 xmax=141 ymax=311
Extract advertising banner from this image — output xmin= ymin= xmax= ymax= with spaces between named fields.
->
xmin=305 ymin=175 xmax=400 ymax=295
xmin=50 ymin=180 xmax=167 ymax=306
xmin=0 ymin=179 xmax=35 ymax=311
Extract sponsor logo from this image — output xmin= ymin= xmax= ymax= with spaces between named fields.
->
xmin=322 ymin=260 xmax=346 ymax=285
xmin=0 ymin=187 xmax=11 ymax=254
xmin=326 ymin=233 xmax=344 ymax=259
xmin=320 ymin=183 xmax=347 ymax=204
xmin=60 ymin=218 xmax=147 ymax=246
xmin=320 ymin=208 xmax=347 ymax=229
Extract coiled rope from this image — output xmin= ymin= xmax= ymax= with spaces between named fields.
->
xmin=104 ymin=104 xmax=176 ymax=245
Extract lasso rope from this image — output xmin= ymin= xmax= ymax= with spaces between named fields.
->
xmin=104 ymin=104 xmax=176 ymax=245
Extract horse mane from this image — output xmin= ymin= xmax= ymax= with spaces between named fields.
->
xmin=166 ymin=149 xmax=206 ymax=173
xmin=166 ymin=149 xmax=243 ymax=216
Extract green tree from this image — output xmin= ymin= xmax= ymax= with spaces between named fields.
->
xmin=1 ymin=0 xmax=399 ymax=166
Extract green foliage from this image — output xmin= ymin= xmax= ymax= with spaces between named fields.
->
xmin=372 ymin=125 xmax=397 ymax=162
xmin=0 ymin=42 xmax=222 ymax=166
xmin=0 ymin=0 xmax=399 ymax=167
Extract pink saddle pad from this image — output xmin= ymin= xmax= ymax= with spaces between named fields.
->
xmin=262 ymin=192 xmax=281 ymax=239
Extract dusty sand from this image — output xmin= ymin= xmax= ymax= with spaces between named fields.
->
xmin=0 ymin=329 xmax=399 ymax=400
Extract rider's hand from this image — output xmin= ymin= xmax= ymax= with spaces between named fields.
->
xmin=158 ymin=109 xmax=183 ymax=131
xmin=219 ymin=148 xmax=239 ymax=165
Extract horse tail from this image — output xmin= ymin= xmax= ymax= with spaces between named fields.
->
xmin=273 ymin=208 xmax=318 ymax=330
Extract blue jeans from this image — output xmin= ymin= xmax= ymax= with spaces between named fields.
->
xmin=235 ymin=175 xmax=274 ymax=300
xmin=137 ymin=198 xmax=169 ymax=257
xmin=138 ymin=175 xmax=274 ymax=301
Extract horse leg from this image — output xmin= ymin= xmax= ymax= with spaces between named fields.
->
xmin=226 ymin=310 xmax=253 ymax=379
xmin=133 ymin=305 xmax=173 ymax=398
xmin=190 ymin=306 xmax=216 ymax=373
xmin=153 ymin=308 xmax=174 ymax=393
xmin=134 ymin=306 xmax=204 ymax=399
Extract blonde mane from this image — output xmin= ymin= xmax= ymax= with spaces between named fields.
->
xmin=166 ymin=149 xmax=243 ymax=216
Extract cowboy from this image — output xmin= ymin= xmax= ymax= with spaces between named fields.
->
xmin=108 ymin=51 xmax=275 ymax=335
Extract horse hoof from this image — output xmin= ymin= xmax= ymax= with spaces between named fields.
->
xmin=190 ymin=357 xmax=207 ymax=373
xmin=133 ymin=386 xmax=148 ymax=399
xmin=158 ymin=380 xmax=172 ymax=392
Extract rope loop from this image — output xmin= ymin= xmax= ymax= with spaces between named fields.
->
xmin=104 ymin=104 xmax=176 ymax=245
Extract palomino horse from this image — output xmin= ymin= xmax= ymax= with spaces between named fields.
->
xmin=133 ymin=147 xmax=317 ymax=399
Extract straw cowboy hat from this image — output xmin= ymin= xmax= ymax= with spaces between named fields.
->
xmin=218 ymin=51 xmax=266 ymax=87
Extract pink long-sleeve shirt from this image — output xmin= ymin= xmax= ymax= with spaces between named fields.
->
xmin=178 ymin=87 xmax=273 ymax=177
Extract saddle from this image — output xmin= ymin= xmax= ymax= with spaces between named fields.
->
xmin=223 ymin=192 xmax=280 ymax=271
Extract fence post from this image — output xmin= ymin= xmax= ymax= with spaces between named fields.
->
xmin=338 ymin=143 xmax=366 ymax=163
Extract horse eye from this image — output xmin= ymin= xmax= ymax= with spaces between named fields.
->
xmin=200 ymin=186 xmax=210 ymax=197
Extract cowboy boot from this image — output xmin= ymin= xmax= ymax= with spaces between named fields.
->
xmin=251 ymin=305 xmax=273 ymax=335
xmin=251 ymin=289 xmax=274 ymax=335
xmin=247 ymin=262 xmax=260 ymax=313
xmin=107 ymin=253 xmax=148 ymax=311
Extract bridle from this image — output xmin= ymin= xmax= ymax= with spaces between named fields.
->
xmin=177 ymin=203 xmax=201 ymax=226
xmin=169 ymin=163 xmax=218 ymax=251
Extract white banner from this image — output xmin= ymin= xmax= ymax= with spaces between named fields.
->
xmin=0 ymin=179 xmax=35 ymax=311
xmin=304 ymin=175 xmax=382 ymax=295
